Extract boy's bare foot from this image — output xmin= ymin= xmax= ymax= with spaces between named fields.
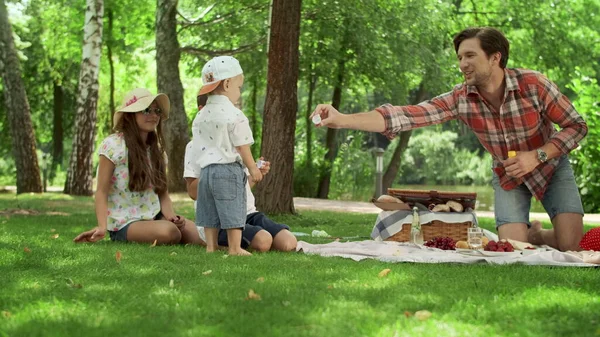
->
xmin=206 ymin=245 xmax=218 ymax=253
xmin=228 ymin=248 xmax=252 ymax=256
xmin=527 ymin=220 xmax=544 ymax=245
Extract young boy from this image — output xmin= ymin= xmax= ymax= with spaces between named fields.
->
xmin=192 ymin=56 xmax=262 ymax=256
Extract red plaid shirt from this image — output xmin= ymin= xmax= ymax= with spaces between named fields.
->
xmin=376 ymin=68 xmax=587 ymax=200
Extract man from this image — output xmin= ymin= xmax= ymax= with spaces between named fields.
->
xmin=311 ymin=27 xmax=587 ymax=251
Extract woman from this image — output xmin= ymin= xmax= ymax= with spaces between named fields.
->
xmin=74 ymin=88 xmax=204 ymax=245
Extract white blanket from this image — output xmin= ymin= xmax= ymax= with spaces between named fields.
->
xmin=296 ymin=239 xmax=600 ymax=267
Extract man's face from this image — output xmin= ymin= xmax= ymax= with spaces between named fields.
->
xmin=457 ymin=38 xmax=498 ymax=86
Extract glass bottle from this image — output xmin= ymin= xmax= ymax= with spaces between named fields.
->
xmin=410 ymin=206 xmax=424 ymax=244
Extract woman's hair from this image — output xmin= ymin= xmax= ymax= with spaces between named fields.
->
xmin=116 ymin=112 xmax=168 ymax=194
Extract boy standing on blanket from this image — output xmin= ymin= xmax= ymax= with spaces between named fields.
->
xmin=191 ymin=56 xmax=262 ymax=256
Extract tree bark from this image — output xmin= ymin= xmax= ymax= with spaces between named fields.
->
xmin=0 ymin=0 xmax=43 ymax=193
xmin=64 ymin=0 xmax=104 ymax=196
xmin=157 ymin=0 xmax=188 ymax=192
xmin=51 ymin=82 xmax=64 ymax=178
xmin=107 ymin=8 xmax=115 ymax=131
xmin=254 ymin=0 xmax=302 ymax=214
xmin=304 ymin=63 xmax=317 ymax=172
xmin=249 ymin=77 xmax=260 ymax=158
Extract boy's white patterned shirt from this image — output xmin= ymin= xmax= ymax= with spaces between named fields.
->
xmin=191 ymin=95 xmax=254 ymax=169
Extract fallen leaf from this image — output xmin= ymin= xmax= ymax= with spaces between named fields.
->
xmin=170 ymin=252 xmax=177 ymax=256
xmin=378 ymin=268 xmax=391 ymax=278
xmin=414 ymin=310 xmax=432 ymax=321
xmin=245 ymin=289 xmax=261 ymax=300
xmin=256 ymin=277 xmax=265 ymax=283
xmin=169 ymin=279 xmax=174 ymax=288
xmin=50 ymin=234 xmax=59 ymax=239
xmin=23 ymin=247 xmax=31 ymax=253
xmin=282 ymin=301 xmax=291 ymax=307
xmin=404 ymin=311 xmax=413 ymax=318
xmin=327 ymin=285 xmax=333 ymax=289
xmin=222 ymin=254 xmax=229 ymax=259
xmin=115 ymin=250 xmax=122 ymax=263
xmin=65 ymin=278 xmax=82 ymax=289
xmin=1 ymin=311 xmax=11 ymax=318
xmin=150 ymin=239 xmax=157 ymax=247
xmin=202 ymin=270 xmax=212 ymax=275
xmin=50 ymin=228 xmax=56 ymax=232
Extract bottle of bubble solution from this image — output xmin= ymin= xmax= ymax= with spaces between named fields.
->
xmin=410 ymin=206 xmax=424 ymax=245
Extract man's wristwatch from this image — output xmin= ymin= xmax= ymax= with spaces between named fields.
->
xmin=536 ymin=148 xmax=548 ymax=163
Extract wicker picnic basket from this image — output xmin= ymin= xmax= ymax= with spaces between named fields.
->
xmin=383 ymin=189 xmax=477 ymax=242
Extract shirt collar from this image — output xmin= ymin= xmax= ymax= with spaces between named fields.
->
xmin=206 ymin=94 xmax=234 ymax=106
xmin=466 ymin=68 xmax=520 ymax=97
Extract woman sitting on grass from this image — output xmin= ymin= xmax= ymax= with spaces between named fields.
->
xmin=73 ymin=88 xmax=204 ymax=246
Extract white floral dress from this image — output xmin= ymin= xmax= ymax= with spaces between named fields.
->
xmin=98 ymin=133 xmax=161 ymax=232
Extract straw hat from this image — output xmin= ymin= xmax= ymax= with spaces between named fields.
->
xmin=113 ymin=88 xmax=170 ymax=129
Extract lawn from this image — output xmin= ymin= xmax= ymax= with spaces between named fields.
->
xmin=0 ymin=193 xmax=598 ymax=337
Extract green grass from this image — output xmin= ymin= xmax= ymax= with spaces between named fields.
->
xmin=0 ymin=193 xmax=599 ymax=337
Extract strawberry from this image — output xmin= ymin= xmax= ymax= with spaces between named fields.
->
xmin=579 ymin=227 xmax=600 ymax=251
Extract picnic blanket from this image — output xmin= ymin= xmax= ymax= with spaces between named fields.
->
xmin=296 ymin=230 xmax=600 ymax=267
xmin=371 ymin=209 xmax=479 ymax=241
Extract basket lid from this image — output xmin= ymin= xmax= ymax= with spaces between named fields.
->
xmin=387 ymin=189 xmax=477 ymax=210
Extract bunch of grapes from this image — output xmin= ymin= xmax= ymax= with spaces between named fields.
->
xmin=484 ymin=240 xmax=514 ymax=252
xmin=424 ymin=237 xmax=456 ymax=250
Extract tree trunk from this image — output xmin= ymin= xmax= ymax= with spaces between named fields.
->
xmin=249 ymin=77 xmax=260 ymax=158
xmin=0 ymin=0 xmax=43 ymax=193
xmin=317 ymin=46 xmax=347 ymax=199
xmin=254 ymin=0 xmax=302 ymax=214
xmin=304 ymin=63 xmax=317 ymax=172
xmin=380 ymin=130 xmax=412 ymax=195
xmin=51 ymin=82 xmax=64 ymax=179
xmin=379 ymin=82 xmax=428 ymax=195
xmin=107 ymin=8 xmax=116 ymax=131
xmin=64 ymin=0 xmax=104 ymax=196
xmin=157 ymin=0 xmax=188 ymax=192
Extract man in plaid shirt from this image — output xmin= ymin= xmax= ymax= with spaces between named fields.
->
xmin=311 ymin=27 xmax=587 ymax=252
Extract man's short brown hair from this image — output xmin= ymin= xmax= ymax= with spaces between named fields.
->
xmin=453 ymin=27 xmax=510 ymax=68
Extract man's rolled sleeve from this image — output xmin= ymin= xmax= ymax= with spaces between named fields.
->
xmin=538 ymin=74 xmax=588 ymax=153
xmin=375 ymin=91 xmax=458 ymax=140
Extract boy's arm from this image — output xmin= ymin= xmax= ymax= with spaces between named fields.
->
xmin=185 ymin=177 xmax=198 ymax=200
xmin=236 ymin=144 xmax=262 ymax=182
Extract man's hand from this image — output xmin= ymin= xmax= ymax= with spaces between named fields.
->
xmin=502 ymin=150 xmax=540 ymax=178
xmin=311 ymin=104 xmax=346 ymax=129
xmin=73 ymin=227 xmax=106 ymax=243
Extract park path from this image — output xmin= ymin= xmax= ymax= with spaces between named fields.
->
xmin=292 ymin=197 xmax=600 ymax=225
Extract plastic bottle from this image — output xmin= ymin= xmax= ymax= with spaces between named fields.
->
xmin=410 ymin=206 xmax=424 ymax=244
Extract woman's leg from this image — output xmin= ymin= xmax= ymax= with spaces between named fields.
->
xmin=248 ymin=230 xmax=273 ymax=252
xmin=271 ymin=230 xmax=298 ymax=252
xmin=126 ymin=220 xmax=182 ymax=244
xmin=245 ymin=212 xmax=296 ymax=252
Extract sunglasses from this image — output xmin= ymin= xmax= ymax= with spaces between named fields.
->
xmin=140 ymin=107 xmax=163 ymax=116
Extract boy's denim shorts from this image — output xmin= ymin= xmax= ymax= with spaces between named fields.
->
xmin=492 ymin=155 xmax=584 ymax=229
xmin=196 ymin=162 xmax=246 ymax=229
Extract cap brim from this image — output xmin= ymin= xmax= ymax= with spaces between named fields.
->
xmin=198 ymin=81 xmax=222 ymax=95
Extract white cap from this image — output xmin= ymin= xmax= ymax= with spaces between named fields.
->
xmin=197 ymin=56 xmax=244 ymax=95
